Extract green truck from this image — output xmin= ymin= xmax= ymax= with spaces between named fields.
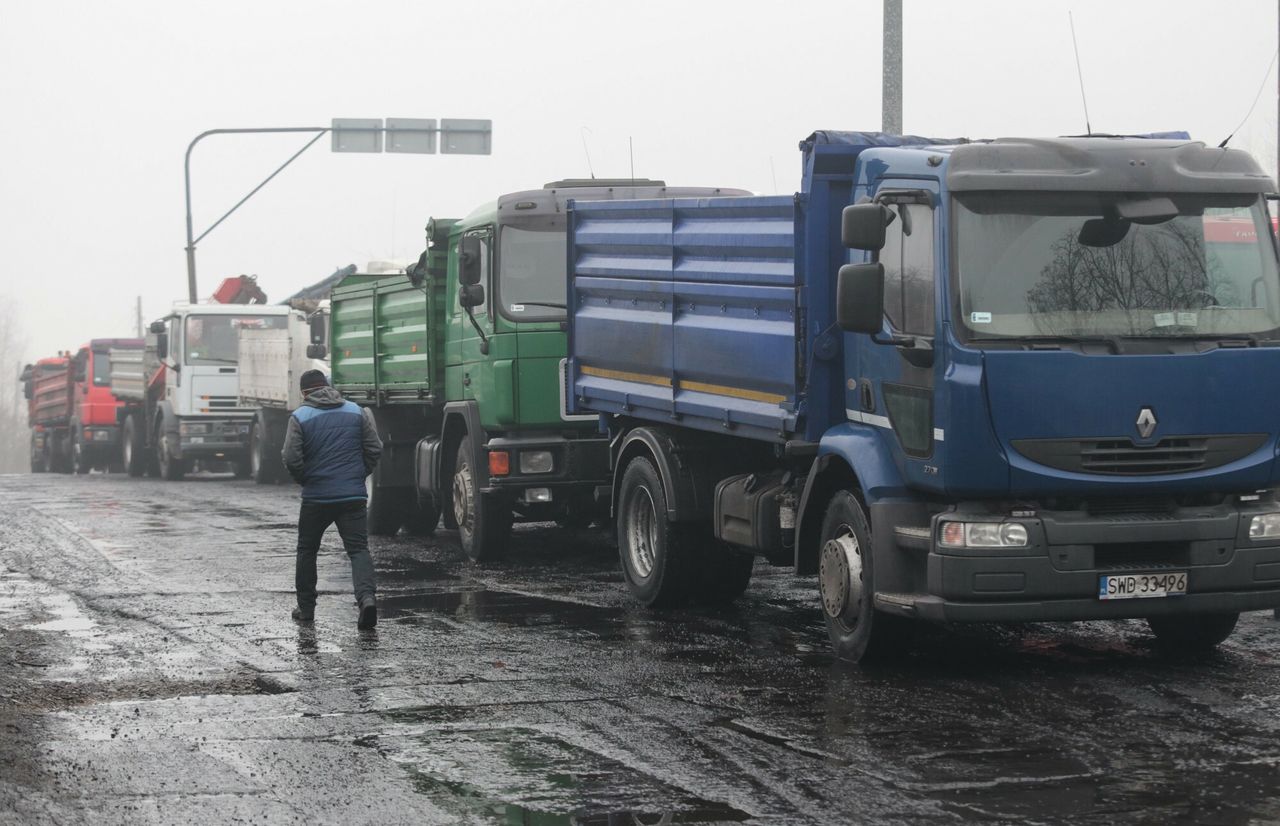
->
xmin=329 ymin=179 xmax=746 ymax=560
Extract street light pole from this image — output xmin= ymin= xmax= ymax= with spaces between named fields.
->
xmin=182 ymin=119 xmax=491 ymax=303
xmin=883 ymin=0 xmax=903 ymax=135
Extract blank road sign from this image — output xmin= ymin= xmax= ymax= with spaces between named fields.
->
xmin=386 ymin=118 xmax=437 ymax=154
xmin=441 ymin=119 xmax=492 ymax=155
xmin=331 ymin=118 xmax=383 ymax=153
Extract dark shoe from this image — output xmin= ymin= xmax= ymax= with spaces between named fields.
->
xmin=357 ymin=596 xmax=377 ymax=630
xmin=292 ymin=606 xmax=314 ymax=623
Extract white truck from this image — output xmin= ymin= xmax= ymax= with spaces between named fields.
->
xmin=111 ymin=302 xmax=298 ymax=480
xmin=237 ymin=302 xmax=329 ymax=483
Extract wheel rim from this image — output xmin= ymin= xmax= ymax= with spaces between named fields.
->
xmin=73 ymin=440 xmax=83 ymax=471
xmin=453 ymin=458 xmax=474 ymax=536
xmin=626 ymin=485 xmax=659 ymax=579
xmin=123 ymin=429 xmax=132 ymax=468
xmin=819 ymin=525 xmax=864 ymax=629
xmin=250 ymin=426 xmax=261 ymax=476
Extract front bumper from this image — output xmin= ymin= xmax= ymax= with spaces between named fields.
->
xmin=480 ymin=434 xmax=610 ymax=499
xmin=915 ymin=500 xmax=1280 ymax=622
xmin=80 ymin=425 xmax=120 ymax=454
xmin=178 ymin=418 xmax=252 ymax=456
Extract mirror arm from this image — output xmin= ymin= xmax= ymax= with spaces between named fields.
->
xmin=463 ymin=306 xmax=490 ymax=355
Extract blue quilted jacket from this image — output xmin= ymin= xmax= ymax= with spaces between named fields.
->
xmin=281 ymin=387 xmax=382 ymax=502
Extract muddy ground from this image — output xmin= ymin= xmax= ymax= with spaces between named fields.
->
xmin=2 ymin=473 xmax=1280 ymax=824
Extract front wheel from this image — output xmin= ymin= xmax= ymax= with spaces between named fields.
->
xmin=157 ymin=427 xmax=186 ymax=481
xmin=72 ymin=431 xmax=90 ymax=475
xmin=122 ymin=415 xmax=147 ymax=477
xmin=616 ymin=455 xmax=695 ymax=608
xmin=817 ymin=490 xmax=912 ymax=663
xmin=1147 ymin=613 xmax=1238 ymax=651
xmin=452 ymin=435 xmax=511 ymax=563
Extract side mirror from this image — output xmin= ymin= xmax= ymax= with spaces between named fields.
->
xmin=148 ymin=320 xmax=166 ymax=334
xmin=19 ymin=364 xmax=32 ymax=400
xmin=841 ymin=204 xmax=892 ymax=251
xmin=308 ymin=314 xmax=326 ymax=345
xmin=459 ymin=236 xmax=483 ymax=286
xmin=406 ymin=250 xmax=430 ymax=287
xmin=836 ymin=263 xmax=885 ymax=334
xmin=156 ymin=332 xmax=169 ymax=361
xmin=459 ymin=283 xmax=485 ymax=309
xmin=306 ymin=343 xmax=328 ymax=360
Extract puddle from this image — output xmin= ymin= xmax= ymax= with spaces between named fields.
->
xmin=380 ymin=587 xmax=620 ymax=629
xmin=23 ymin=593 xmax=97 ymax=636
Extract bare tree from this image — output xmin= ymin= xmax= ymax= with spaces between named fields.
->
xmin=0 ymin=298 xmax=30 ymax=473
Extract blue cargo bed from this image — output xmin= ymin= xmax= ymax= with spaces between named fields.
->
xmin=567 ymin=195 xmax=803 ymax=443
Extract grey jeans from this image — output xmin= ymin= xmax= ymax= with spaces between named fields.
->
xmin=295 ymin=500 xmax=376 ymax=609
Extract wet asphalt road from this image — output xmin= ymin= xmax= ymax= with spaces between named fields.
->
xmin=3 ymin=475 xmax=1280 ymax=824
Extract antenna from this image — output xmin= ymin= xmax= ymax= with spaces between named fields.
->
xmin=1068 ymin=12 xmax=1093 ymax=136
xmin=579 ymin=127 xmax=596 ymax=179
xmin=1217 ymin=48 xmax=1278 ymax=148
xmin=629 ymin=136 xmax=635 ymax=182
xmin=769 ymin=157 xmax=779 ymax=195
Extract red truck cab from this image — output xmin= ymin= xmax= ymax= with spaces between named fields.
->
xmin=68 ymin=339 xmax=143 ymax=473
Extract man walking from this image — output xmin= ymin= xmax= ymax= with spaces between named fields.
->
xmin=282 ymin=369 xmax=383 ymax=629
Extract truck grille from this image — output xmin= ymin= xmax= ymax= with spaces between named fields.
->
xmin=1012 ymin=434 xmax=1267 ymax=476
xmin=206 ymin=396 xmax=239 ymax=409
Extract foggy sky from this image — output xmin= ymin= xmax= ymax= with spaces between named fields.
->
xmin=1 ymin=0 xmax=1276 ymax=361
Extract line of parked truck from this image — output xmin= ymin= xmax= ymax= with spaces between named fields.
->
xmin=23 ymin=129 xmax=1280 ymax=661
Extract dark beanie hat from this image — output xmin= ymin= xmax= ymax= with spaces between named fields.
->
xmin=300 ymin=369 xmax=329 ymax=391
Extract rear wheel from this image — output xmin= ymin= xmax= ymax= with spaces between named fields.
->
xmin=122 ymin=415 xmax=146 ymax=477
xmin=1147 ymin=613 xmax=1238 ymax=651
xmin=366 ymin=475 xmax=403 ymax=536
xmin=453 ymin=435 xmax=511 ymax=563
xmin=692 ymin=543 xmax=755 ymax=606
xmin=817 ymin=490 xmax=912 ymax=663
xmin=71 ymin=429 xmax=90 ymax=475
xmin=616 ymin=455 xmax=695 ymax=607
xmin=404 ymin=495 xmax=440 ymax=536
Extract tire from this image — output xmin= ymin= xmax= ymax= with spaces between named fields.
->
xmin=30 ymin=435 xmax=45 ymax=473
xmin=616 ymin=455 xmax=696 ymax=608
xmin=52 ymin=434 xmax=72 ymax=474
xmin=71 ymin=430 xmax=90 ymax=475
xmin=249 ymin=418 xmax=277 ymax=484
xmin=452 ymin=435 xmax=511 ymax=563
xmin=157 ymin=426 xmax=186 ymax=481
xmin=232 ymin=457 xmax=252 ymax=479
xmin=121 ymin=415 xmax=147 ymax=477
xmin=366 ymin=475 xmax=404 ymax=536
xmin=817 ymin=490 xmax=912 ymax=663
xmin=692 ymin=542 xmax=755 ymax=606
xmin=404 ymin=495 xmax=440 ymax=537
xmin=1147 ymin=613 xmax=1238 ymax=651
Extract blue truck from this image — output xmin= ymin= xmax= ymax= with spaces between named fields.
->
xmin=565 ymin=130 xmax=1280 ymax=661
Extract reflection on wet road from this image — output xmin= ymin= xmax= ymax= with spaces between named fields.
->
xmin=3 ymin=473 xmax=1280 ymax=824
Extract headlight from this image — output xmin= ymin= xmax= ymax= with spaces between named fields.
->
xmin=519 ymin=450 xmax=554 ymax=474
xmin=180 ymin=422 xmax=211 ymax=435
xmin=939 ymin=521 xmax=1029 ymax=549
xmin=1249 ymin=513 xmax=1280 ymax=539
xmin=92 ymin=430 xmax=109 ymax=441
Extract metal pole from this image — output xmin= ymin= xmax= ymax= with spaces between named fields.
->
xmin=882 ymin=0 xmax=903 ymax=134
xmin=135 ymin=296 xmax=142 ymax=338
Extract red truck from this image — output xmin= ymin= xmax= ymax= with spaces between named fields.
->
xmin=20 ymin=338 xmax=143 ymax=474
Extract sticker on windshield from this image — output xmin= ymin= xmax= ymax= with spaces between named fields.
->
xmin=510 ymin=304 xmax=526 ymax=313
xmin=970 ymin=311 xmax=992 ymax=324
xmin=1154 ymin=312 xmax=1176 ymax=327
xmin=1177 ymin=312 xmax=1197 ymax=326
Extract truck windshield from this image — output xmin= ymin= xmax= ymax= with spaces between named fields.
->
xmin=498 ymin=224 xmax=567 ymax=322
xmin=186 ymin=315 xmax=287 ymax=366
xmin=954 ymin=192 xmax=1280 ymax=340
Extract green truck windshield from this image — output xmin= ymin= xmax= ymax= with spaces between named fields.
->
xmin=954 ymin=193 xmax=1280 ymax=340
xmin=498 ymin=225 xmax=567 ymax=322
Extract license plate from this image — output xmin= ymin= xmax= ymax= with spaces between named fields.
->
xmin=1098 ymin=572 xmax=1187 ymax=600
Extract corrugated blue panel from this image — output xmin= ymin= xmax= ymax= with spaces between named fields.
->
xmin=569 ymin=195 xmax=801 ymax=442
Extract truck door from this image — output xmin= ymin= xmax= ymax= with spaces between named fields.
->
xmin=853 ymin=185 xmax=941 ymax=483
xmin=451 ymin=228 xmax=494 ymax=402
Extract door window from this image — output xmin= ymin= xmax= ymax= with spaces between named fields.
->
xmin=880 ymin=203 xmax=935 ymax=336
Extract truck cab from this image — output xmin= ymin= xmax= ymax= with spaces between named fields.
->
xmin=68 ymin=338 xmax=143 ymax=473
xmin=146 ymin=303 xmax=293 ymax=479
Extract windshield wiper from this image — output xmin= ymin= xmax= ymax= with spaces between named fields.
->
xmin=509 ymin=300 xmax=567 ymax=310
xmin=970 ymin=334 xmax=1122 ymax=353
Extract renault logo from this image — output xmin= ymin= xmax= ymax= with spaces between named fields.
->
xmin=1136 ymin=407 xmax=1158 ymax=440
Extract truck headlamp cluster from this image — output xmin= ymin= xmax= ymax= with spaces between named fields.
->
xmin=1249 ymin=513 xmax=1280 ymax=539
xmin=519 ymin=450 xmax=554 ymax=474
xmin=939 ymin=521 xmax=1029 ymax=549
xmin=180 ymin=422 xmax=211 ymax=436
